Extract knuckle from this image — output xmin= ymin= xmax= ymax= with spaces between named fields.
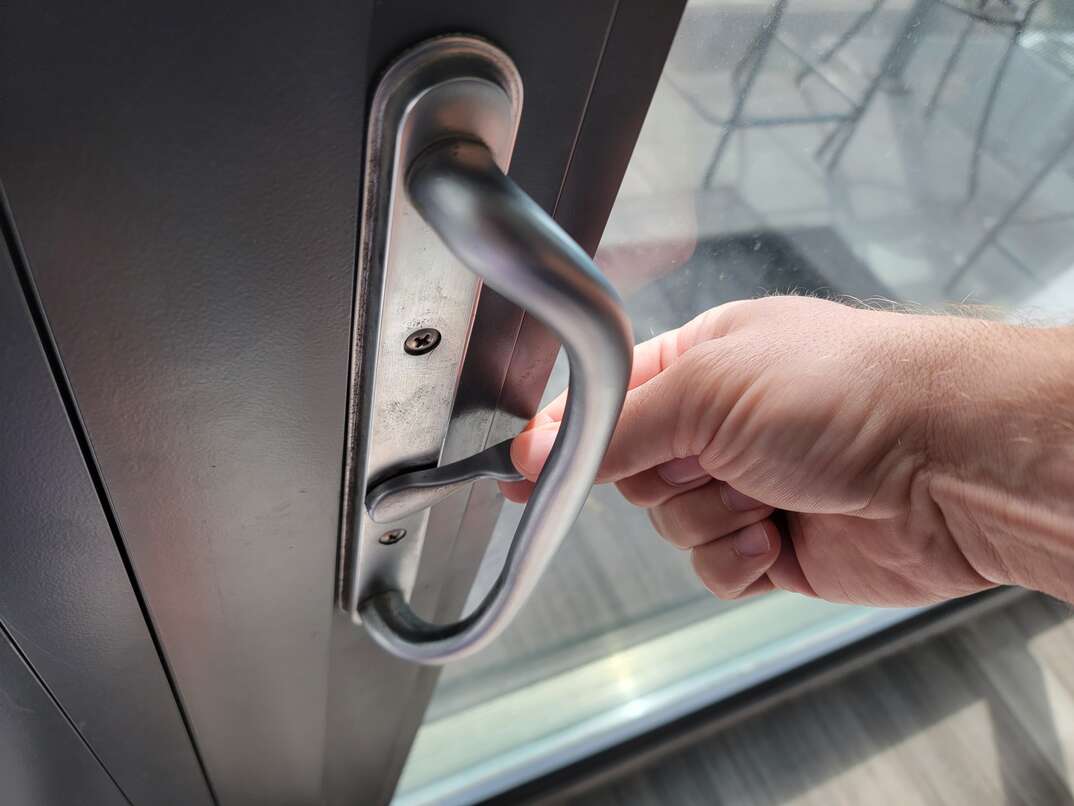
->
xmin=650 ymin=501 xmax=702 ymax=550
xmin=671 ymin=341 xmax=740 ymax=458
xmin=647 ymin=508 xmax=682 ymax=548
xmin=648 ymin=509 xmax=693 ymax=551
xmin=691 ymin=546 xmax=748 ymax=599
xmin=692 ymin=299 xmax=748 ymax=340
xmin=662 ymin=492 xmax=717 ymax=547
xmin=615 ymin=477 xmax=666 ymax=508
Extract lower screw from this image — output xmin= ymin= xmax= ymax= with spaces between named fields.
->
xmin=379 ymin=528 xmax=407 ymax=546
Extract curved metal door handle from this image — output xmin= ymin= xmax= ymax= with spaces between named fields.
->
xmin=358 ymin=139 xmax=633 ymax=664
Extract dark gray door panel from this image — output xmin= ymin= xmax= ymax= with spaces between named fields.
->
xmin=1 ymin=2 xmax=374 ymax=802
xmin=0 ymin=1 xmax=683 ymax=803
xmin=0 ymin=627 xmax=128 ymax=806
xmin=0 ymin=229 xmax=212 ymax=803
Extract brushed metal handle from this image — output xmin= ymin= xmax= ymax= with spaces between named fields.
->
xmin=358 ymin=139 xmax=633 ymax=665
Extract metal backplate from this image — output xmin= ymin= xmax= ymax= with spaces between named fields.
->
xmin=340 ymin=37 xmax=523 ymax=616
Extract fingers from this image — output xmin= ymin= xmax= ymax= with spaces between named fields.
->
xmin=765 ymin=515 xmax=818 ymax=597
xmin=516 ymin=326 xmax=689 ymax=432
xmin=631 ymin=301 xmax=747 ymax=391
xmin=594 ymin=339 xmax=738 ymax=482
xmin=509 ymin=302 xmax=749 ymax=482
xmin=736 ymin=575 xmax=777 ymax=599
xmin=510 ymin=338 xmax=738 ymax=482
xmin=510 ymin=424 xmax=559 ymax=480
xmin=614 ymin=458 xmax=711 ymax=508
xmin=512 ymin=329 xmax=688 ymax=438
xmin=691 ymin=519 xmax=782 ymax=599
xmin=649 ymin=481 xmax=773 ymax=549
xmin=504 ymin=455 xmax=715 ymax=508
xmin=498 ymin=478 xmax=534 ymax=504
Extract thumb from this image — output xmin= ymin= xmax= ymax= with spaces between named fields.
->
xmin=511 ymin=338 xmax=733 ymax=482
xmin=510 ymin=423 xmax=559 ymax=480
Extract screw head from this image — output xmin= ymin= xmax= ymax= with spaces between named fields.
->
xmin=379 ymin=528 xmax=407 ymax=546
xmin=404 ymin=327 xmax=441 ymax=356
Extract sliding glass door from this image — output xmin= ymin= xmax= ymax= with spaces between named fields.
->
xmin=398 ymin=1 xmax=1074 ymax=802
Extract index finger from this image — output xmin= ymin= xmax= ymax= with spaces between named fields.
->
xmin=520 ymin=328 xmax=681 ymax=431
xmin=511 ymin=302 xmax=746 ymax=477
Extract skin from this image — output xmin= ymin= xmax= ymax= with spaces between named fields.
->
xmin=501 ymin=296 xmax=1074 ymax=607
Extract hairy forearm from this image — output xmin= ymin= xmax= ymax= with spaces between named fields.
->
xmin=925 ymin=321 xmax=1074 ymax=599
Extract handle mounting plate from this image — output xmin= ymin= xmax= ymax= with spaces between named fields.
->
xmin=339 ymin=37 xmax=523 ymax=617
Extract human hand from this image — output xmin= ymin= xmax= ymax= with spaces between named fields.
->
xmin=502 ymin=296 xmax=1073 ymax=607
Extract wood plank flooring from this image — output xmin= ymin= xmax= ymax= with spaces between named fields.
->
xmin=531 ymin=593 xmax=1074 ymax=806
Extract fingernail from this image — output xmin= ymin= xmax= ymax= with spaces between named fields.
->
xmin=513 ymin=427 xmax=558 ymax=477
xmin=732 ymin=523 xmax=770 ymax=557
xmin=656 ymin=456 xmax=708 ymax=486
xmin=721 ymin=484 xmax=767 ymax=512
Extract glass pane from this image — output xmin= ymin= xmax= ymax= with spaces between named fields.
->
xmin=399 ymin=1 xmax=1074 ymax=802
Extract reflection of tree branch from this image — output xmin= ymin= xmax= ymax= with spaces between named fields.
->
xmin=662 ymin=71 xmax=730 ymax=126
xmin=933 ymin=0 xmax=1033 ymax=26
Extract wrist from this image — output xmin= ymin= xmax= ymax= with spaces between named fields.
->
xmin=923 ymin=319 xmax=1074 ymax=595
